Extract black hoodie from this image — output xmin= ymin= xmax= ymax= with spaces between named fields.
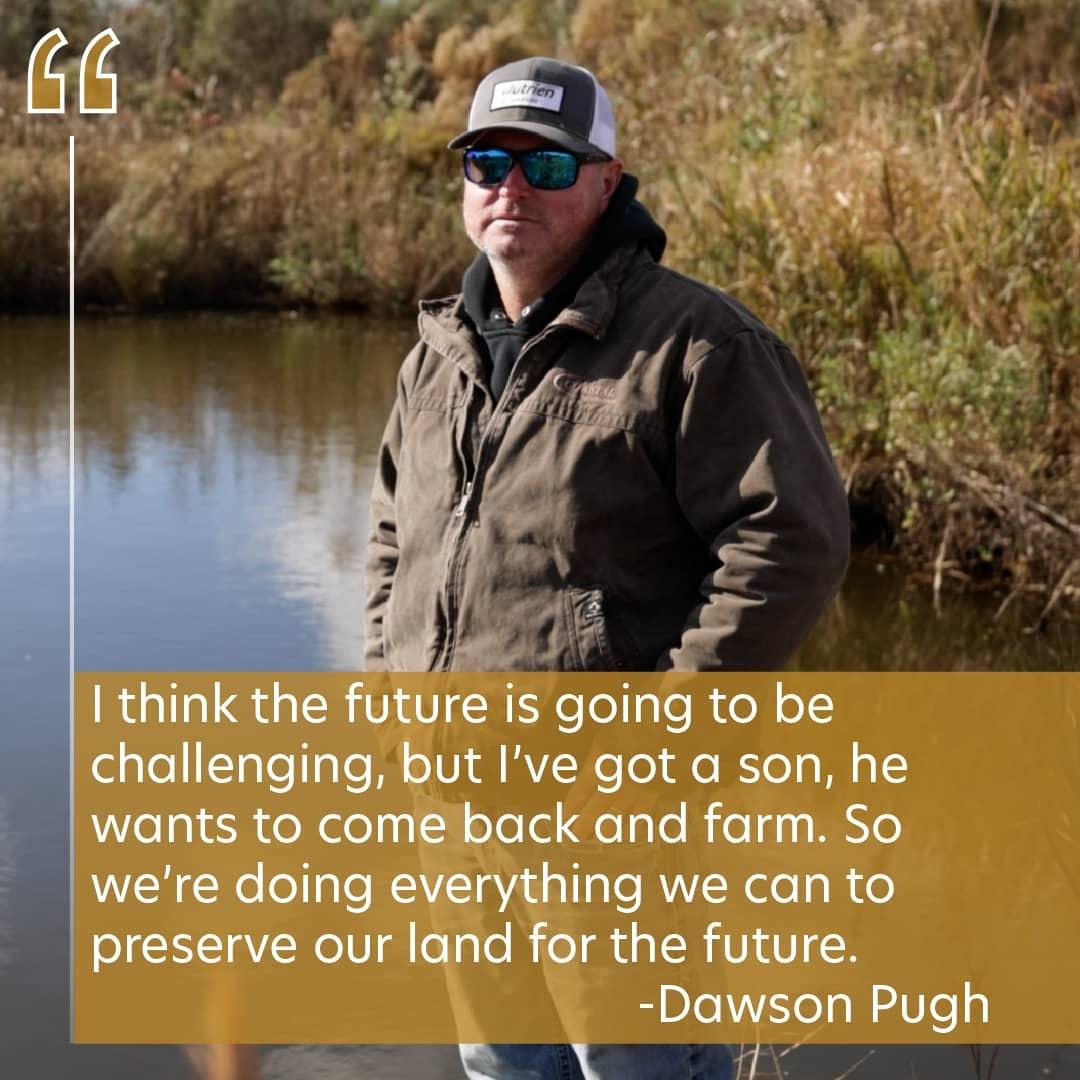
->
xmin=461 ymin=173 xmax=667 ymax=400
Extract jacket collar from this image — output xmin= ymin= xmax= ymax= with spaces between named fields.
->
xmin=418 ymin=243 xmax=647 ymax=386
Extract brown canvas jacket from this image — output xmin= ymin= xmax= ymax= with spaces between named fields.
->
xmin=365 ymin=244 xmax=849 ymax=673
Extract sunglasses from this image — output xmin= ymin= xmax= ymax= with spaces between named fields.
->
xmin=463 ymin=146 xmax=611 ymax=191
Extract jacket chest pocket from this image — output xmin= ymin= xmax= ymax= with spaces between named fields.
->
xmin=564 ymin=586 xmax=624 ymax=671
xmin=401 ymin=391 xmax=474 ymax=511
xmin=514 ymin=394 xmax=664 ymax=445
xmin=511 ymin=357 xmax=666 ymax=444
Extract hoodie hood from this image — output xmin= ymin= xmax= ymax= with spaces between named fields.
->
xmin=591 ymin=172 xmax=667 ymax=263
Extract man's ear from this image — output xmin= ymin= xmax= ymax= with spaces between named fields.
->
xmin=600 ymin=160 xmax=624 ymax=205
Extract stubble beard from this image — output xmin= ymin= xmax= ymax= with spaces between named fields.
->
xmin=479 ymin=222 xmax=591 ymax=301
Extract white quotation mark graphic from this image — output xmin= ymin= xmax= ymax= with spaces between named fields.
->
xmin=27 ymin=27 xmax=119 ymax=114
xmin=27 ymin=27 xmax=67 ymax=114
xmin=80 ymin=29 xmax=120 ymax=113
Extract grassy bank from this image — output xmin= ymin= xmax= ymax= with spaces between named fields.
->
xmin=1 ymin=0 xmax=1076 ymax=609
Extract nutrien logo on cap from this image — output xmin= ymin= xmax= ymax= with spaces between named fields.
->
xmin=490 ymin=79 xmax=565 ymax=113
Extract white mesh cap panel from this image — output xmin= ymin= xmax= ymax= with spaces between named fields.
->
xmin=583 ymin=68 xmax=616 ymax=157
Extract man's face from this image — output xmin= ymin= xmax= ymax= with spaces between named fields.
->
xmin=462 ymin=129 xmax=623 ymax=275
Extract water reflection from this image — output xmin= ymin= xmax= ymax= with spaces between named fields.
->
xmin=798 ymin=559 xmax=1077 ymax=671
xmin=0 ymin=317 xmax=68 ymax=520
xmin=71 ymin=314 xmax=412 ymax=670
xmin=0 ymin=797 xmax=11 ymax=971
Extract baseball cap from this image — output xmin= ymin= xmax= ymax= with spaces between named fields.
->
xmin=448 ymin=57 xmax=616 ymax=159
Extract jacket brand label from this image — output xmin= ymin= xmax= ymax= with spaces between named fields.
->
xmin=491 ymin=79 xmax=565 ymax=113
xmin=552 ymin=372 xmax=617 ymax=400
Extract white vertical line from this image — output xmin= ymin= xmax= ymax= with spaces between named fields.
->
xmin=68 ymin=132 xmax=75 ymax=1041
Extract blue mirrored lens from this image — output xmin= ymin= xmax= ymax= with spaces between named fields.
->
xmin=464 ymin=149 xmax=513 ymax=185
xmin=463 ymin=148 xmax=580 ymax=190
xmin=520 ymin=150 xmax=579 ymax=189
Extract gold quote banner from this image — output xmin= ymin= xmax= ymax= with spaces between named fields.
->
xmin=74 ymin=672 xmax=1079 ymax=1044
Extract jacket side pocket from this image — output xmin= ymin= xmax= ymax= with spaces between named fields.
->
xmin=564 ymin=586 xmax=624 ymax=671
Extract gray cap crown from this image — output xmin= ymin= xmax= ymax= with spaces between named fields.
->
xmin=449 ymin=56 xmax=616 ymax=158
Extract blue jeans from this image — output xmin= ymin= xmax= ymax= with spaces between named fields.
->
xmin=460 ymin=1042 xmax=734 ymax=1079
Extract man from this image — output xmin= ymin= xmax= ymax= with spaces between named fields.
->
xmin=366 ymin=56 xmax=849 ymax=1080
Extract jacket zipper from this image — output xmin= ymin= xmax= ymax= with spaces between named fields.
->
xmin=454 ymin=481 xmax=474 ymax=517
xmin=436 ymin=326 xmax=567 ymax=671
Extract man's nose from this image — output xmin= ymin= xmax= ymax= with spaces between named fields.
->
xmin=498 ymin=160 xmax=532 ymax=196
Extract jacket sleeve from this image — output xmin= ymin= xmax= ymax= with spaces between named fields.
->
xmin=364 ymin=356 xmax=413 ymax=672
xmin=656 ymin=329 xmax=850 ymax=672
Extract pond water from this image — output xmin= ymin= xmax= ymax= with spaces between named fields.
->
xmin=0 ymin=314 xmax=1074 ymax=1078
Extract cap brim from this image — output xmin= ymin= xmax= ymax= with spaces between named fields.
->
xmin=448 ymin=121 xmax=608 ymax=158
